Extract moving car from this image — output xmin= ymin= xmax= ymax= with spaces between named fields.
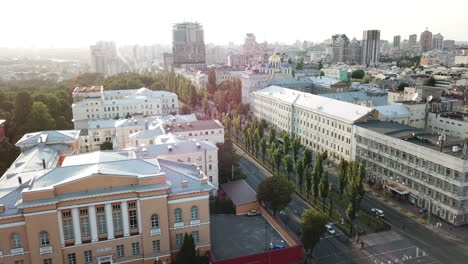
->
xmin=247 ymin=210 xmax=260 ymax=216
xmin=271 ymin=244 xmax=285 ymax=250
xmin=325 ymin=224 xmax=336 ymax=235
xmin=371 ymin=208 xmax=384 ymax=218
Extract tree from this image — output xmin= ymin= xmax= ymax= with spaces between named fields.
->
xmin=294 ymin=159 xmax=305 ymax=191
xmin=202 ymin=97 xmax=210 ymax=117
xmin=328 ymin=183 xmax=334 ymax=218
xmin=338 ymin=158 xmax=349 ymax=199
xmin=288 ymin=58 xmax=293 ymax=64
xmin=232 ymin=115 xmax=241 ymax=142
xmin=13 ymin=91 xmax=33 ymax=124
xmin=180 ymin=105 xmax=191 ymax=115
xmin=217 ymin=134 xmax=239 ymax=184
xmin=318 ymin=60 xmax=323 ymax=70
xmin=207 ymin=67 xmax=217 ymax=94
xmin=260 ymin=138 xmax=267 ymax=163
xmin=0 ymin=137 xmax=21 ymax=176
xmin=351 ymin=69 xmax=365 ymax=79
xmin=397 ymin=82 xmax=408 ymax=91
xmin=100 ymin=141 xmax=113 ymax=150
xmin=268 ymin=127 xmax=276 ymax=145
xmin=283 ymin=155 xmax=293 ymax=181
xmin=320 ymin=71 xmax=325 ymax=76
xmin=345 ymin=161 xmax=366 ymax=235
xmin=319 ymin=173 xmax=329 ymax=211
xmin=292 ymin=136 xmax=301 ymax=162
xmin=177 ymin=233 xmax=197 ymax=264
xmin=272 ymin=149 xmax=282 ymax=175
xmin=306 ymin=171 xmax=313 ymax=198
xmin=303 ymin=148 xmax=312 ymax=168
xmin=54 ymin=116 xmax=69 ymax=130
xmin=362 ymin=75 xmax=372 ymax=83
xmin=426 ymin=76 xmax=436 ymax=86
xmin=301 ymin=209 xmax=327 ymax=261
xmin=282 ymin=133 xmax=290 ymax=156
xmin=25 ymin=102 xmax=56 ymax=132
xmin=257 ymin=176 xmax=294 ymax=216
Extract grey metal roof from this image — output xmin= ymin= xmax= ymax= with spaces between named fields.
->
xmin=132 ymin=140 xmax=217 ymax=158
xmin=16 ymin=130 xmax=80 ymax=149
xmin=220 ymin=180 xmax=257 ymax=205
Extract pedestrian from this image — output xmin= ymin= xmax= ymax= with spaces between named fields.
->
xmin=361 ymin=241 xmax=364 ymax=248
xmin=402 ymin=225 xmax=405 ymax=230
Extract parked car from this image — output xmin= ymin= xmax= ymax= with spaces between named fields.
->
xmin=271 ymin=244 xmax=285 ymax=250
xmin=325 ymin=224 xmax=336 ymax=235
xmin=247 ymin=210 xmax=260 ymax=216
xmin=371 ymin=208 xmax=384 ymax=218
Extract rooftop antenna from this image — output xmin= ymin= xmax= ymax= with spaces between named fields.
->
xmin=411 ymin=92 xmax=419 ymax=101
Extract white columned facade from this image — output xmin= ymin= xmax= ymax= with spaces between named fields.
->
xmin=121 ymin=201 xmax=130 ymax=237
xmin=105 ymin=203 xmax=115 ymax=239
xmin=57 ymin=210 xmax=65 ymax=246
xmin=137 ymin=200 xmax=142 ymax=234
xmin=88 ymin=205 xmax=98 ymax=242
xmin=71 ymin=208 xmax=82 ymax=245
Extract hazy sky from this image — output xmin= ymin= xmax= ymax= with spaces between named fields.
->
xmin=2 ymin=0 xmax=467 ymax=48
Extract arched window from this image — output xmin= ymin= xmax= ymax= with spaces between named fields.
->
xmin=151 ymin=214 xmax=159 ymax=228
xmin=191 ymin=206 xmax=199 ymax=220
xmin=11 ymin=232 xmax=22 ymax=248
xmin=40 ymin=231 xmax=50 ymax=246
xmin=174 ymin=208 xmax=182 ymax=223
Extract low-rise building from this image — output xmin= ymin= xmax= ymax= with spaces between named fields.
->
xmin=78 ymin=114 xmax=198 ymax=152
xmin=308 ymin=76 xmax=349 ymax=94
xmin=72 ymin=86 xmax=179 ymax=129
xmin=322 ymin=68 xmax=349 ymax=81
xmin=252 ymin=86 xmax=377 ymax=161
xmin=130 ymin=138 xmax=219 ymax=191
xmin=420 ymin=50 xmax=454 ymax=67
xmin=428 ymin=112 xmax=468 ymax=138
xmin=388 ymin=86 xmax=445 ymax=104
xmin=353 ymin=121 xmax=468 ymax=226
xmin=128 ymin=120 xmax=225 ymax=149
xmin=0 ymin=133 xmax=214 ymax=264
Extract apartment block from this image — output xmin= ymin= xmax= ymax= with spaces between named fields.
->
xmin=251 ymin=86 xmax=377 ymax=161
xmin=72 ymin=86 xmax=179 ymax=129
xmin=353 ymin=121 xmax=468 ymax=226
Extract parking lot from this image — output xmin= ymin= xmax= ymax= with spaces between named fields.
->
xmin=210 ymin=214 xmax=288 ymax=260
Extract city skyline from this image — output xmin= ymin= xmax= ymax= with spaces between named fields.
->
xmin=2 ymin=0 xmax=468 ymax=48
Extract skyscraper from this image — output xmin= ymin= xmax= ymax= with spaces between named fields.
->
xmin=420 ymin=28 xmax=433 ymax=52
xmin=172 ymin=22 xmax=206 ymax=68
xmin=362 ymin=30 xmax=380 ymax=66
xmin=393 ymin=35 xmax=401 ymax=49
xmin=89 ymin=41 xmax=127 ymax=76
xmin=349 ymin=38 xmax=362 ymax=64
xmin=330 ymin=34 xmax=350 ymax=64
xmin=409 ymin=34 xmax=418 ymax=45
xmin=432 ymin=33 xmax=444 ymax=50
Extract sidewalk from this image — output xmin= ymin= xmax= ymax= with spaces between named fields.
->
xmin=323 ymin=163 xmax=468 ymax=242
xmin=367 ymin=186 xmax=468 ymax=242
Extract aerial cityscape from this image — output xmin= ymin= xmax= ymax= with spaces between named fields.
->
xmin=0 ymin=1 xmax=467 ymax=264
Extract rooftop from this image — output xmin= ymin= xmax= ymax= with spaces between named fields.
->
xmin=254 ymin=86 xmax=374 ymax=123
xmin=356 ymin=121 xmax=467 ymax=159
xmin=220 ymin=180 xmax=257 ymax=206
xmin=16 ymin=130 xmax=80 ymax=149
xmin=164 ymin=120 xmax=224 ymax=133
xmin=375 ymin=104 xmax=410 ymax=119
xmin=130 ymin=140 xmax=218 ymax=158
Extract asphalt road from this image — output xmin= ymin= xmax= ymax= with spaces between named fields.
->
xmin=234 ymin=145 xmax=371 ymax=264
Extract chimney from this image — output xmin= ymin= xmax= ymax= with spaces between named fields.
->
xmin=18 ymin=177 xmax=22 ymax=185
xmin=196 ymin=142 xmax=201 ymax=149
xmin=42 ymin=159 xmax=46 ymax=169
xmin=168 ymin=145 xmax=173 ymax=152
xmin=181 ymin=180 xmax=188 ymax=188
xmin=200 ymin=178 xmax=208 ymax=185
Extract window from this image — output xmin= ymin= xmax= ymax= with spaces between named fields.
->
xmin=175 ymin=208 xmax=182 ymax=223
xmin=112 ymin=204 xmax=121 ymax=211
xmin=117 ymin=245 xmax=125 ymax=258
xmin=96 ymin=206 xmax=105 ymax=213
xmin=63 ymin=219 xmax=74 ymax=240
xmin=98 ymin=215 xmax=107 ymax=234
xmin=78 ymin=217 xmax=90 ymax=237
xmin=153 ymin=240 xmax=160 ymax=253
xmin=129 ymin=210 xmax=138 ymax=229
xmin=43 ymin=259 xmax=52 ymax=264
xmin=208 ymin=164 xmax=212 ymax=170
xmin=68 ymin=253 xmax=77 ymax=264
xmin=132 ymin=242 xmax=140 ymax=255
xmin=128 ymin=202 xmax=136 ymax=208
xmin=113 ymin=212 xmax=122 ymax=232
xmin=40 ymin=231 xmax=50 ymax=246
xmin=11 ymin=232 xmax=22 ymax=248
xmin=176 ymin=233 xmax=183 ymax=245
xmin=191 ymin=206 xmax=199 ymax=220
xmin=84 ymin=250 xmax=93 ymax=264
xmin=192 ymin=231 xmax=200 ymax=243
xmin=151 ymin=214 xmax=160 ymax=228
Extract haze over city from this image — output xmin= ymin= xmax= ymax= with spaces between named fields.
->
xmin=2 ymin=0 xmax=468 ymax=48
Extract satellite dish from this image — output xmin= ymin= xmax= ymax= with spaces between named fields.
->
xmin=411 ymin=93 xmax=419 ymax=101
xmin=427 ymin=95 xmax=433 ymax=102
